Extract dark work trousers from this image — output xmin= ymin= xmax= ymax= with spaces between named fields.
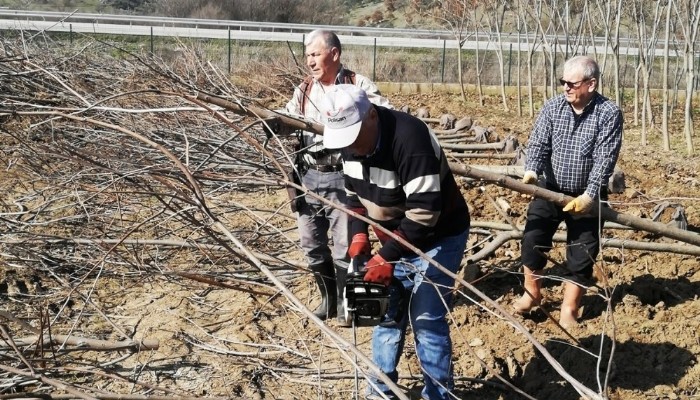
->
xmin=521 ymin=190 xmax=607 ymax=285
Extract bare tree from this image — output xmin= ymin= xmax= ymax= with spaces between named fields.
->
xmin=662 ymin=0 xmax=673 ymax=151
xmin=483 ymin=0 xmax=510 ymax=111
xmin=672 ymin=0 xmax=700 ymax=155
xmin=528 ymin=0 xmax=558 ymax=100
xmin=515 ymin=0 xmax=540 ymax=117
xmin=411 ymin=0 xmax=475 ymax=102
xmin=515 ymin=10 xmax=524 ymax=117
xmin=610 ymin=0 xmax=624 ymax=106
xmin=593 ymin=0 xmax=624 ymax=103
xmin=471 ymin=4 xmax=486 ymax=105
xmin=630 ymin=0 xmax=663 ymax=146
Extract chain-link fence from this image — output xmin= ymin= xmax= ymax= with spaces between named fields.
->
xmin=8 ymin=28 xmax=700 ymax=94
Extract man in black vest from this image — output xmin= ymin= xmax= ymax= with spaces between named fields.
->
xmin=284 ymin=29 xmax=391 ymax=325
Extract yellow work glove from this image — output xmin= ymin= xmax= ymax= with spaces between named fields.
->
xmin=562 ymin=194 xmax=594 ymax=215
xmin=522 ymin=171 xmax=538 ymax=184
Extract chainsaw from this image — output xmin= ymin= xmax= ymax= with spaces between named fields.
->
xmin=344 ymin=255 xmax=406 ymax=400
xmin=343 ymin=255 xmax=406 ymax=327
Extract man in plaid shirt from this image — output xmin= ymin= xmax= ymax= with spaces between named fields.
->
xmin=514 ymin=55 xmax=623 ymax=328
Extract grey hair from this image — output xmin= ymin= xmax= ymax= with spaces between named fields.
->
xmin=564 ymin=55 xmax=600 ymax=80
xmin=304 ymin=29 xmax=342 ymax=55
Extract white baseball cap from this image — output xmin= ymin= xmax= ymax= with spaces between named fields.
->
xmin=319 ymin=84 xmax=372 ymax=149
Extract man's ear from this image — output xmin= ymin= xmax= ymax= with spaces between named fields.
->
xmin=588 ymin=78 xmax=597 ymax=93
xmin=368 ymin=107 xmax=378 ymax=121
xmin=331 ymin=47 xmax=341 ymax=62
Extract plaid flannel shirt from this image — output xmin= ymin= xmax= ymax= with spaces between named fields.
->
xmin=525 ymin=92 xmax=623 ymax=199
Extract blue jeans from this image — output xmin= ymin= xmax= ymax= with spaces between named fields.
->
xmin=297 ymin=169 xmax=349 ymax=267
xmin=367 ymin=228 xmax=469 ymax=400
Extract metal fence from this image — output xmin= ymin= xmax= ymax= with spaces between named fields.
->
xmin=1 ymin=16 xmax=698 ymax=94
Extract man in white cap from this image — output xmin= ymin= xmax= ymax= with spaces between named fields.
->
xmin=319 ymin=84 xmax=470 ymax=400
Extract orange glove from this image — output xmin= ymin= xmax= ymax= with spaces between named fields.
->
xmin=563 ymin=194 xmax=594 ymax=215
xmin=363 ymin=254 xmax=393 ymax=286
xmin=348 ymin=233 xmax=371 ymax=259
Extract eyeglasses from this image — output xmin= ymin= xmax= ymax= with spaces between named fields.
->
xmin=559 ymin=78 xmax=591 ymax=89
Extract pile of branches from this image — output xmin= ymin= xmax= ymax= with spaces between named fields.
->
xmin=0 ymin=33 xmax=312 ymax=399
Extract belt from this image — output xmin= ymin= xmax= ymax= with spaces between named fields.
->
xmin=307 ymin=163 xmax=343 ymax=172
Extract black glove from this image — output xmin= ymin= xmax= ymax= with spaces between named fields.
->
xmin=262 ymin=118 xmax=281 ymax=139
xmin=286 ymin=179 xmax=306 ymax=213
xmin=263 ymin=117 xmax=297 ymax=139
xmin=290 ymin=195 xmax=306 ymax=213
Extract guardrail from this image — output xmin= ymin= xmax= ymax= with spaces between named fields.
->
xmin=0 ymin=8 xmax=651 ymax=51
xmin=0 ymin=9 xmax=455 ymax=39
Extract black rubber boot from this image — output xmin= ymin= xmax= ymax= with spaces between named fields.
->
xmin=309 ymin=262 xmax=337 ymax=320
xmin=335 ymin=263 xmax=351 ymax=327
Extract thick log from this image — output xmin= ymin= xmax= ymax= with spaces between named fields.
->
xmin=468 ymin=229 xmax=700 ymax=263
xmin=442 ymin=141 xmax=507 ymax=151
xmin=451 ymin=163 xmax=700 ymax=247
xmin=449 ymin=152 xmax=517 ymax=159
xmin=435 ymin=132 xmax=473 ymax=140
xmin=194 ymin=93 xmax=323 ymax=134
xmin=459 ymin=165 xmax=524 ymax=176
xmin=471 ymin=220 xmax=634 ymax=231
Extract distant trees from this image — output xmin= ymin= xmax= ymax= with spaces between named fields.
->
xmin=103 ymin=0 xmax=147 ymax=11
xmin=144 ymin=0 xmax=351 ymax=24
xmin=408 ymin=0 xmax=698 ymax=155
xmin=411 ymin=0 xmax=475 ymax=102
xmin=99 ymin=0 xmax=698 ymax=154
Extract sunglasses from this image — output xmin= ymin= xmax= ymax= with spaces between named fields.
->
xmin=559 ymin=78 xmax=591 ymax=89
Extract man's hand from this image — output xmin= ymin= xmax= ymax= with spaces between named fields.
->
xmin=262 ymin=117 xmax=296 ymax=139
xmin=374 ymin=228 xmax=407 ymax=246
xmin=262 ymin=118 xmax=280 ymax=139
xmin=348 ymin=233 xmax=371 ymax=259
xmin=290 ymin=196 xmax=306 ymax=213
xmin=563 ymin=194 xmax=594 ymax=215
xmin=363 ymin=254 xmax=393 ymax=286
xmin=522 ymin=171 xmax=538 ymax=184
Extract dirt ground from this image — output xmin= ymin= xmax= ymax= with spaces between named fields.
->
xmin=2 ymin=78 xmax=700 ymax=400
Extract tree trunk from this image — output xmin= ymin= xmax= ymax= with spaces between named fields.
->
xmin=613 ymin=0 xmax=623 ymax=107
xmin=449 ymin=163 xmax=700 ymax=247
xmin=474 ymin=20 xmax=484 ymax=106
xmin=458 ymin=40 xmax=468 ymax=102
xmin=673 ymin=0 xmax=700 ymax=155
xmin=683 ymin=68 xmax=696 ymax=154
xmin=661 ymin=0 xmax=672 ymax=151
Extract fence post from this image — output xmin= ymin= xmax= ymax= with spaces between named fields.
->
xmin=441 ymin=39 xmax=446 ymax=83
xmin=507 ymin=43 xmax=512 ymax=86
xmin=228 ymin=27 xmax=231 ymax=74
xmin=69 ymin=23 xmax=73 ymax=45
xmin=150 ymin=26 xmax=153 ymax=54
xmin=373 ymin=37 xmax=377 ymax=82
